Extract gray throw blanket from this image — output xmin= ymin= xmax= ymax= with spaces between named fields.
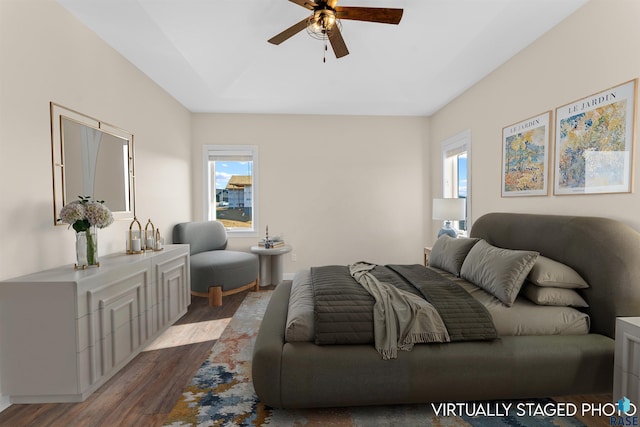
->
xmin=349 ymin=262 xmax=450 ymax=359
xmin=387 ymin=264 xmax=498 ymax=341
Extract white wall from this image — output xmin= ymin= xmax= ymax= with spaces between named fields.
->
xmin=0 ymin=0 xmax=192 ymax=407
xmin=429 ymin=0 xmax=640 ymax=235
xmin=191 ymin=114 xmax=430 ymax=274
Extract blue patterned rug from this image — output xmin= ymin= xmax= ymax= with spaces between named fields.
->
xmin=163 ymin=291 xmax=604 ymax=427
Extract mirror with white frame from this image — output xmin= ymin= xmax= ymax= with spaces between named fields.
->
xmin=50 ymin=103 xmax=135 ymax=225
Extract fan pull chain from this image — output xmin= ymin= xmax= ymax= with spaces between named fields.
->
xmin=323 ymin=40 xmax=327 ymax=63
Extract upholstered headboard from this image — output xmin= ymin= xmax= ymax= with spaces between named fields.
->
xmin=470 ymin=213 xmax=640 ymax=339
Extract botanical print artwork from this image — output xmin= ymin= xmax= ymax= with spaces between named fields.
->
xmin=558 ymin=102 xmax=627 ymax=189
xmin=504 ymin=128 xmax=546 ymax=191
xmin=554 ymin=80 xmax=636 ymax=195
xmin=502 ymin=112 xmax=550 ymax=197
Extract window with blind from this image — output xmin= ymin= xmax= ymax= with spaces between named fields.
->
xmin=203 ymin=145 xmax=258 ymax=235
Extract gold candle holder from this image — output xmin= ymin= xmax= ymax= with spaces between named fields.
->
xmin=144 ymin=219 xmax=155 ymax=251
xmin=127 ymin=217 xmax=144 ymax=254
xmin=154 ymin=228 xmax=164 ymax=251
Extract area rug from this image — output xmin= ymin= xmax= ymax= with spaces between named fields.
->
xmin=163 ymin=290 xmax=589 ymax=427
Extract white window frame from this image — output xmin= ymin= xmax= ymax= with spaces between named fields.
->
xmin=202 ymin=145 xmax=259 ymax=237
xmin=441 ymin=130 xmax=471 ymax=234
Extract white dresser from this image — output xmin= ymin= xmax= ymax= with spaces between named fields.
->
xmin=614 ymin=317 xmax=640 ymax=403
xmin=0 ymin=244 xmax=190 ymax=404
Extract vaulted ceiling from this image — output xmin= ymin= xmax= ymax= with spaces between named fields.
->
xmin=58 ymin=0 xmax=587 ymax=116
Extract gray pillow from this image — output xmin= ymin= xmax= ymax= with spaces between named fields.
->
xmin=429 ymin=235 xmax=480 ymax=276
xmin=522 ymin=282 xmax=588 ymax=307
xmin=528 ymin=256 xmax=589 ymax=289
xmin=460 ymin=240 xmax=539 ymax=306
xmin=285 ymin=270 xmax=315 ymax=342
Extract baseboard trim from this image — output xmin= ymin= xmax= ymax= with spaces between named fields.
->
xmin=0 ymin=394 xmax=11 ymax=413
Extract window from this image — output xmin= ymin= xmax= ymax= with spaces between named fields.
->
xmin=203 ymin=145 xmax=258 ymax=236
xmin=441 ymin=131 xmax=471 ymax=234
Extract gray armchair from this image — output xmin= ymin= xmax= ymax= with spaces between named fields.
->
xmin=173 ymin=220 xmax=259 ymax=306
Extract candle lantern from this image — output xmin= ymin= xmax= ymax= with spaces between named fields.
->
xmin=126 ymin=217 xmax=144 ymax=254
xmin=154 ymin=228 xmax=164 ymax=251
xmin=144 ymin=219 xmax=155 ymax=251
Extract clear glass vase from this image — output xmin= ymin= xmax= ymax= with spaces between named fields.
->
xmin=75 ymin=227 xmax=99 ymax=269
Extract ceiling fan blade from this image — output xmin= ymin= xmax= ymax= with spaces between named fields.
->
xmin=268 ymin=18 xmax=309 ymax=45
xmin=328 ymin=25 xmax=349 ymax=58
xmin=335 ymin=7 xmax=403 ymax=24
xmin=288 ymin=0 xmax=317 ymax=10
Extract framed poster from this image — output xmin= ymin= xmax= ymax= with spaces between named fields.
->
xmin=554 ymin=79 xmax=637 ymax=195
xmin=501 ymin=111 xmax=550 ymax=197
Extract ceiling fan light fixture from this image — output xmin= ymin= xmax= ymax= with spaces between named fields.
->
xmin=268 ymin=0 xmax=403 ymax=60
xmin=306 ymin=9 xmax=341 ymax=40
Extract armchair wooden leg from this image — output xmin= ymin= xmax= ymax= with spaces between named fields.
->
xmin=209 ymin=286 xmax=223 ymax=306
xmin=197 ymin=278 xmax=260 ymax=307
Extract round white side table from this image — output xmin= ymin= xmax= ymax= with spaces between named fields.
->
xmin=250 ymin=245 xmax=292 ymax=286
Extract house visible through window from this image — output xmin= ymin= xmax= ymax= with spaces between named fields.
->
xmin=203 ymin=145 xmax=258 ymax=236
xmin=441 ymin=131 xmax=470 ymax=234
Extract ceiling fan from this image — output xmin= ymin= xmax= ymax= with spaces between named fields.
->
xmin=268 ymin=0 xmax=403 ymax=60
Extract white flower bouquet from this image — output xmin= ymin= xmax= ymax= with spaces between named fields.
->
xmin=59 ymin=196 xmax=113 ymax=267
xmin=59 ymin=196 xmax=114 ymax=232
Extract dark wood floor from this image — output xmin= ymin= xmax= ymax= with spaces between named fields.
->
xmin=0 ymin=289 xmax=258 ymax=427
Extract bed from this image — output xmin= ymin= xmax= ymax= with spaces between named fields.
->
xmin=252 ymin=213 xmax=640 ymax=408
